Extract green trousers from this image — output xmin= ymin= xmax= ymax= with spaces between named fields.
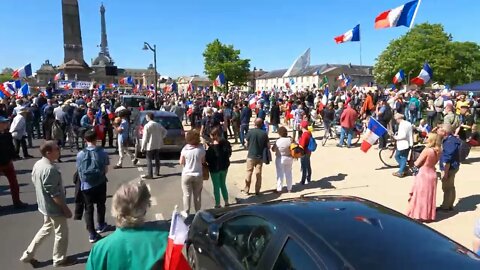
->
xmin=211 ymin=170 xmax=228 ymax=206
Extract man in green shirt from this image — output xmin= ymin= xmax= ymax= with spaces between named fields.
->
xmin=242 ymin=118 xmax=269 ymax=195
xmin=87 ymin=181 xmax=168 ymax=270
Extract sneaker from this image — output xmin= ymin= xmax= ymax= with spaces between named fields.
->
xmin=96 ymin=223 xmax=109 ymax=234
xmin=89 ymin=233 xmax=103 ymax=243
xmin=180 ymin=211 xmax=189 ymax=218
xmin=141 ymin=174 xmax=153 ymax=179
xmin=53 ymin=257 xmax=77 ymax=267
xmin=113 ymin=165 xmax=122 ymax=169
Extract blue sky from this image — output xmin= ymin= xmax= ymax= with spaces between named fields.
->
xmin=0 ymin=0 xmax=478 ymax=78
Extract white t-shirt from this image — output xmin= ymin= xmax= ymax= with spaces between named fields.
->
xmin=181 ymin=144 xmax=206 ymax=176
xmin=275 ymin=137 xmax=292 ymax=158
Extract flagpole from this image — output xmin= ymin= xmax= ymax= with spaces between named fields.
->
xmin=409 ymin=0 xmax=422 ymax=29
xmin=358 ymin=23 xmax=362 ymax=66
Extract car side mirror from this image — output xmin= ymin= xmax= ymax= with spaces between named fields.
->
xmin=207 ymin=224 xmax=220 ymax=245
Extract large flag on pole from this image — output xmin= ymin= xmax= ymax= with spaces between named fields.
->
xmin=283 ymin=48 xmax=310 ymax=77
xmin=334 ymin=24 xmax=360 ymax=44
xmin=164 ymin=207 xmax=191 ymax=270
xmin=374 ymin=0 xmax=420 ymax=29
xmin=12 ymin=63 xmax=33 ymax=79
xmin=360 ymin=117 xmax=388 ymax=153
xmin=19 ymin=83 xmax=30 ymax=97
xmin=410 ymin=63 xmax=433 ymax=85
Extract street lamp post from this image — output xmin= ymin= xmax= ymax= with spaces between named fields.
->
xmin=253 ymin=67 xmax=257 ymax=93
xmin=142 ymin=42 xmax=158 ymax=105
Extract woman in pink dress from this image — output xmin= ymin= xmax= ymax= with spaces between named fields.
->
xmin=407 ymin=133 xmax=442 ymax=222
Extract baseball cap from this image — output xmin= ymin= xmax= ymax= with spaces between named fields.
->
xmin=300 ymin=120 xmax=309 ymax=129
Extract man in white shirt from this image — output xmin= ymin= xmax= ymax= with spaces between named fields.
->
xmin=9 ymin=108 xmax=33 ymax=159
xmin=141 ymin=112 xmax=167 ymax=179
xmin=392 ymin=113 xmax=413 ymax=178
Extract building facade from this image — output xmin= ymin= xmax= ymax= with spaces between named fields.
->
xmin=256 ymin=64 xmax=373 ymax=91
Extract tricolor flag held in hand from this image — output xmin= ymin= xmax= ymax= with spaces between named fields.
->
xmin=393 ymin=69 xmax=405 ymax=84
xmin=410 ymin=63 xmax=433 ymax=85
xmin=374 ymin=0 xmax=420 ymax=29
xmin=213 ymin=72 xmax=225 ymax=87
xmin=12 ymin=63 xmax=33 ymax=79
xmin=54 ymin=72 xmax=64 ymax=81
xmin=360 ymin=117 xmax=388 ymax=153
xmin=119 ymin=76 xmax=133 ymax=85
xmin=334 ymin=24 xmax=360 ymax=44
xmin=164 ymin=207 xmax=191 ymax=270
xmin=249 ymin=96 xmax=257 ymax=109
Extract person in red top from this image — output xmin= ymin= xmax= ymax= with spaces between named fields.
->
xmin=298 ymin=121 xmax=312 ymax=185
xmin=338 ymin=104 xmax=359 ymax=148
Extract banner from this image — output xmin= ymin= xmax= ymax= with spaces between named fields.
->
xmin=57 ymin=80 xmax=93 ymax=90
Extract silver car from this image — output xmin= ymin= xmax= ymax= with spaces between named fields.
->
xmin=130 ymin=111 xmax=185 ymax=158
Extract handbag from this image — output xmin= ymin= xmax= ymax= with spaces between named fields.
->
xmin=202 ymin=164 xmax=210 ymax=180
xmin=262 ymin=147 xmax=272 ymax=165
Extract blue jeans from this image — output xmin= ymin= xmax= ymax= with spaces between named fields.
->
xmin=240 ymin=124 xmax=249 ymax=146
xmin=395 ymin=149 xmax=409 ymax=174
xmin=300 ymin=153 xmax=312 ymax=184
xmin=339 ymin=127 xmax=353 ymax=147
xmin=408 ymin=110 xmax=417 ymax=124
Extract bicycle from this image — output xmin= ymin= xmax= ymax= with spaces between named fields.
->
xmin=378 ymin=139 xmax=425 ymax=174
xmin=322 ymin=124 xmax=363 ymax=147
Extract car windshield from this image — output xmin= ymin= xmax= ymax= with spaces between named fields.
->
xmin=122 ymin=97 xmax=146 ymax=108
xmin=140 ymin=116 xmax=182 ymax=130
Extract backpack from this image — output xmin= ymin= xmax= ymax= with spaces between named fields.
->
xmin=307 ymin=133 xmax=317 ymax=152
xmin=382 ymin=106 xmax=393 ymax=123
xmin=408 ymin=101 xmax=418 ymax=112
xmin=51 ymin=121 xmax=64 ymax=139
xmin=79 ymin=148 xmax=104 ymax=184
xmin=290 ymin=142 xmax=305 ymax=158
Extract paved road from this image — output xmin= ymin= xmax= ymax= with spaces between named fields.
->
xmin=0 ymin=140 xmax=214 ymax=269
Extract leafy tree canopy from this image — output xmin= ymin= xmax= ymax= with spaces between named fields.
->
xmin=0 ymin=67 xmax=14 ymax=83
xmin=374 ymin=23 xmax=480 ymax=87
xmin=203 ymin=39 xmax=250 ymax=91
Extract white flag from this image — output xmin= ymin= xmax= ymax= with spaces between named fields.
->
xmin=283 ymin=48 xmax=310 ymax=78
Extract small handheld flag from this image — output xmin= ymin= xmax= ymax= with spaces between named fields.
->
xmin=393 ymin=70 xmax=405 ymax=84
xmin=12 ymin=63 xmax=33 ymax=79
xmin=213 ymin=73 xmax=225 ymax=87
xmin=411 ymin=63 xmax=433 ymax=85
xmin=119 ymin=76 xmax=133 ymax=85
xmin=19 ymin=83 xmax=30 ymax=97
xmin=54 ymin=72 xmax=64 ymax=81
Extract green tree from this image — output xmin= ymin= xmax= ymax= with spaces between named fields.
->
xmin=0 ymin=67 xmax=13 ymax=83
xmin=374 ymin=23 xmax=480 ymax=87
xmin=203 ymin=39 xmax=250 ymax=91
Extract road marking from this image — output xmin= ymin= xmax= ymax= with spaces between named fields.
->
xmin=151 ymin=197 xmax=157 ymax=206
xmin=155 ymin=213 xmax=164 ymax=220
xmin=138 ymin=167 xmax=144 ymax=172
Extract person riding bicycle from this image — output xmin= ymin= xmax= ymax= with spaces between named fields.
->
xmin=391 ymin=113 xmax=414 ymax=178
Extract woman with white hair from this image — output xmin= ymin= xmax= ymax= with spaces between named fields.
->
xmin=86 ymin=181 xmax=168 ymax=270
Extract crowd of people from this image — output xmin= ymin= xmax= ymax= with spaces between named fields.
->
xmin=0 ymin=84 xmax=478 ymax=266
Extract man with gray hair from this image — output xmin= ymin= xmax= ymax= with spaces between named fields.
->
xmin=20 ymin=141 xmax=76 ymax=267
xmin=392 ymin=113 xmax=413 ymax=178
xmin=437 ymin=123 xmax=461 ymax=212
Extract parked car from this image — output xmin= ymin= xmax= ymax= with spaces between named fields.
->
xmin=129 ymin=111 xmax=185 ymax=157
xmin=186 ymin=195 xmax=480 ymax=270
xmin=121 ymin=95 xmax=149 ymax=120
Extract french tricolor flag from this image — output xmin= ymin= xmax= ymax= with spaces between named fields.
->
xmin=12 ymin=63 xmax=33 ymax=79
xmin=213 ymin=72 xmax=225 ymax=87
xmin=334 ymin=24 xmax=360 ymax=44
xmin=360 ymin=117 xmax=388 ymax=153
xmin=119 ymin=76 xmax=133 ymax=85
xmin=393 ymin=69 xmax=405 ymax=84
xmin=375 ymin=0 xmax=420 ymax=29
xmin=411 ymin=63 xmax=433 ymax=85
xmin=54 ymin=71 xmax=64 ymax=81
xmin=163 ymin=208 xmax=191 ymax=270
xmin=64 ymin=81 xmax=76 ymax=90
xmin=248 ymin=96 xmax=257 ymax=109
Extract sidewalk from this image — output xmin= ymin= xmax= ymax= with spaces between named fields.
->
xmin=223 ymin=125 xmax=480 ymax=249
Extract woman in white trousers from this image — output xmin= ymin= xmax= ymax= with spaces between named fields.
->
xmin=272 ymin=126 xmax=294 ymax=193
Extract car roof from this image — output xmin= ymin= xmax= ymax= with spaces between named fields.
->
xmin=137 ymin=110 xmax=178 ymax=118
xmin=207 ymin=195 xmax=480 ymax=269
xmin=121 ymin=95 xmax=148 ymax=99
